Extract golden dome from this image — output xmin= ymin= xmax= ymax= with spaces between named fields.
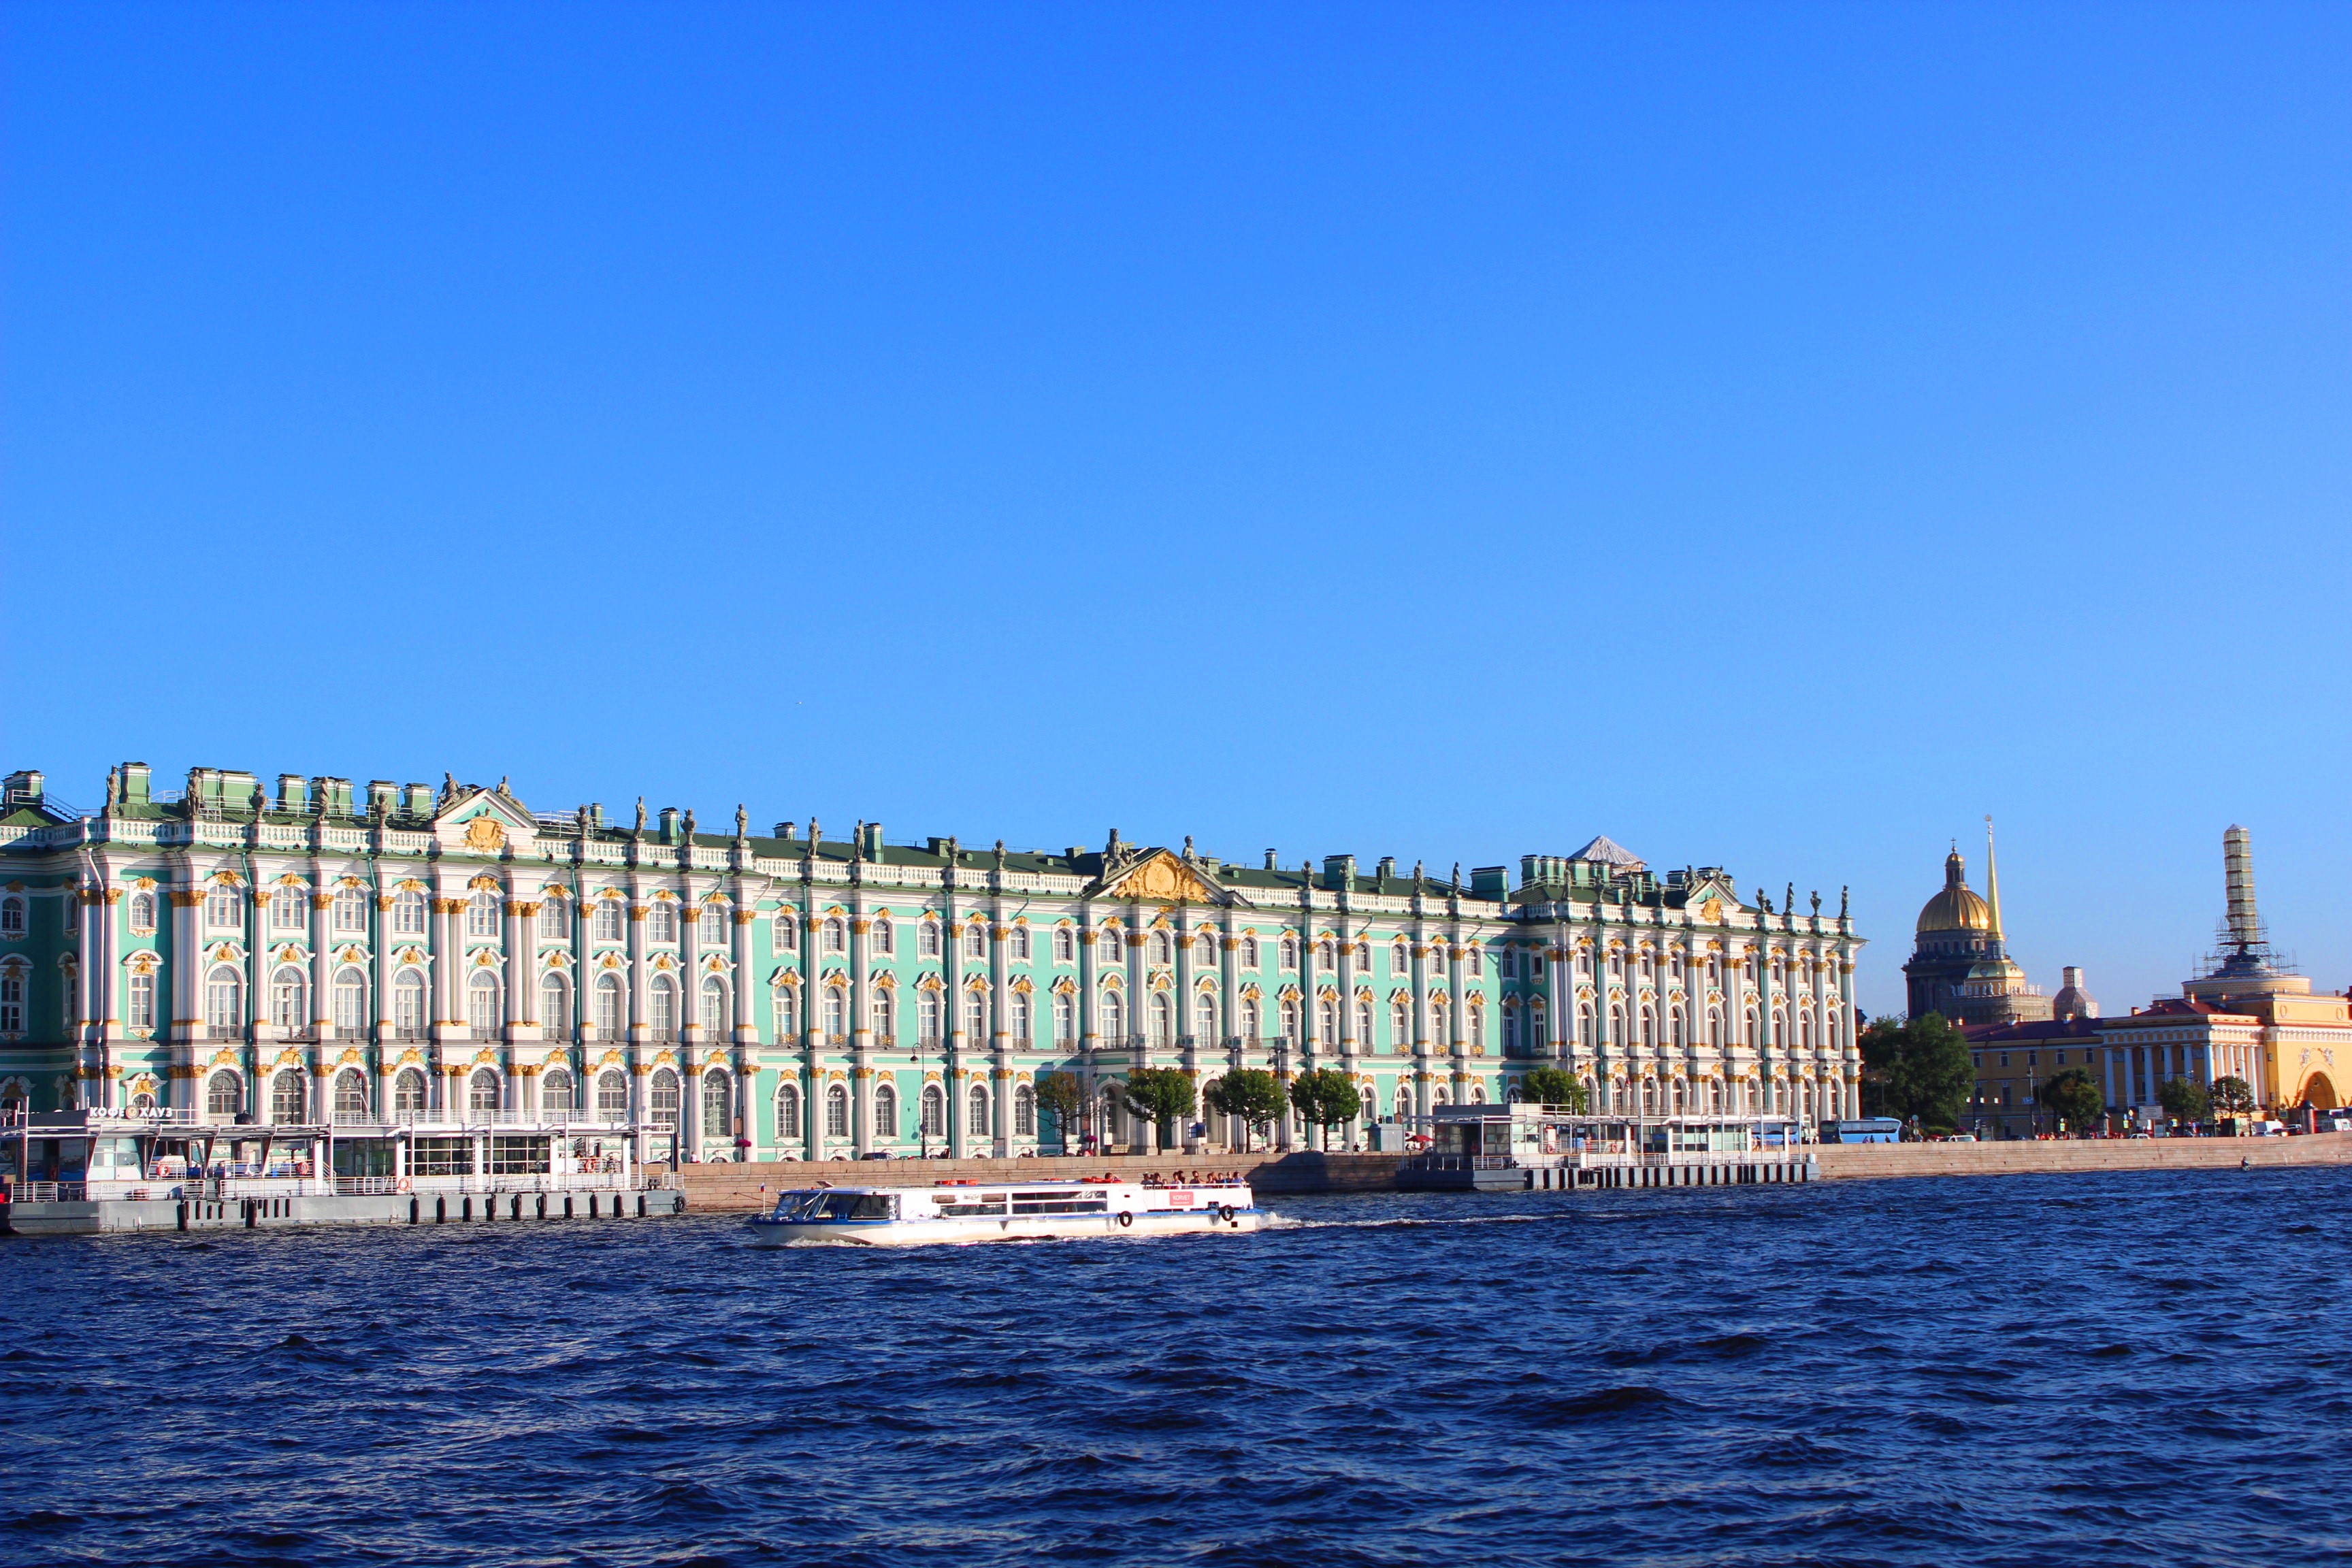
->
xmin=1917 ymin=850 xmax=1993 ymax=934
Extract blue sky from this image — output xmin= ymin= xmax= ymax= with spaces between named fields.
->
xmin=4 ymin=3 xmax=2346 ymax=1017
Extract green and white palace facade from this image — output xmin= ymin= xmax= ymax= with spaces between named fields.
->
xmin=0 ymin=764 xmax=1867 ymax=1160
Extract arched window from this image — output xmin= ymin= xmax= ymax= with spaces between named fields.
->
xmin=1640 ymin=1007 xmax=1654 ymax=1048
xmin=595 ymin=973 xmax=625 ymax=1036
xmin=1355 ymin=999 xmax=1373 ymax=1047
xmin=206 ymin=1071 xmax=242 ymax=1118
xmin=774 ymin=983 xmax=799 ymax=1039
xmin=649 ymin=1068 xmax=679 ymax=1129
xmin=1054 ymin=992 xmax=1075 ymax=1043
xmin=648 ymin=902 xmax=677 ymax=943
xmin=469 ymin=1069 xmax=500 ymax=1113
xmin=466 ymin=889 xmax=500 ymax=938
xmin=873 ymin=915 xmax=895 ymax=954
xmin=964 ymin=923 xmax=986 ymax=959
xmin=129 ymin=970 xmax=157 ymax=1032
xmin=964 ymin=990 xmax=985 ymax=1041
xmin=334 ymin=968 xmax=368 ymax=1040
xmin=1240 ymin=935 xmax=1259 ymax=968
xmin=1010 ymin=925 xmax=1030 ymax=960
xmin=700 ymin=975 xmax=728 ymax=1036
xmin=825 ymin=1083 xmax=849 ymax=1139
xmin=598 ymin=1070 xmax=628 ymax=1120
xmin=919 ymin=920 xmax=941 ymax=958
xmin=272 ymin=1071 xmax=306 ymax=1123
xmin=918 ymin=990 xmax=943 ymax=1041
xmin=542 ymin=1068 xmax=574 ymax=1118
xmin=698 ymin=904 xmax=726 ymax=946
xmin=1392 ymin=999 xmax=1410 ymax=1048
xmin=872 ymin=987 xmax=896 ymax=1042
xmin=1533 ymin=998 xmax=1548 ymax=1050
xmin=1671 ymin=1009 xmax=1686 ymax=1049
xmin=1015 ymin=1083 xmax=1036 ymax=1137
xmin=466 ymin=972 xmax=502 ymax=1036
xmin=774 ymin=910 xmax=798 ymax=949
xmin=872 ymin=1079 xmax=898 ymax=1140
xmin=128 ymin=891 xmax=157 ymax=932
xmin=1197 ymin=992 xmax=1218 ymax=1042
xmin=648 ymin=974 xmax=678 ymax=1037
xmin=1431 ymin=1086 xmax=1449 ymax=1108
xmin=1394 ymin=1085 xmax=1411 ymax=1121
xmin=822 ymin=917 xmax=846 ymax=953
xmin=395 ymin=1068 xmax=428 ymax=1114
xmin=1149 ymin=932 xmax=1171 ymax=966
xmin=1503 ymin=1002 xmax=1521 ymax=1054
xmin=1197 ymin=929 xmax=1220 ymax=963
xmin=703 ymin=1072 xmax=732 ymax=1141
xmin=0 ymin=896 xmax=22 ymax=935
xmin=1708 ymin=1008 xmax=1722 ymax=1048
xmin=1279 ymin=937 xmax=1298 ymax=970
xmin=919 ymin=1083 xmax=945 ymax=1138
xmin=1317 ymin=939 xmax=1336 ymax=968
xmin=1150 ymin=992 xmax=1173 ymax=1044
xmin=1241 ymin=998 xmax=1260 ymax=1038
xmin=823 ymin=986 xmax=847 ymax=1039
xmin=1280 ymin=998 xmax=1300 ymax=1042
xmin=593 ymin=900 xmax=624 ymax=942
xmin=540 ymin=973 xmax=570 ymax=1039
xmin=1101 ymin=988 xmax=1126 ymax=1040
xmin=271 ymin=967 xmax=308 ymax=1034
xmin=1318 ymin=998 xmax=1337 ymax=1046
xmin=1054 ymin=926 xmax=1075 ymax=963
xmin=968 ymin=1082 xmax=990 ymax=1137
xmin=775 ymin=1080 xmax=802 ymax=1139
xmin=206 ymin=884 xmax=242 ymax=929
xmin=1469 ymin=996 xmax=1485 ymax=1047
xmin=206 ymin=966 xmax=243 ymax=1036
xmin=1392 ymin=940 xmax=1409 ymax=973
xmin=1431 ymin=993 xmax=1451 ymax=1043
xmin=329 ymin=887 xmax=366 ymax=933
xmin=538 ymin=898 xmax=568 ymax=939
xmin=1011 ymin=991 xmax=1032 ymax=1042
xmin=1354 ymin=939 xmax=1370 ymax=967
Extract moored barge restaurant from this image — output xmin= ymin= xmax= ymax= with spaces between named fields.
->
xmin=0 ymin=763 xmax=1867 ymax=1190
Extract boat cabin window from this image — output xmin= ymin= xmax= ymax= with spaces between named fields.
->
xmin=1010 ymin=1191 xmax=1110 ymax=1215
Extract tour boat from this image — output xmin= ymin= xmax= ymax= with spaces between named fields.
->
xmin=745 ymin=1177 xmax=1262 ymax=1247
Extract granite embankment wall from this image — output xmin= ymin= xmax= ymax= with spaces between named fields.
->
xmin=1815 ymin=1130 xmax=2352 ymax=1181
xmin=676 ymin=1134 xmax=2352 ymax=1209
xmin=678 ymin=1152 xmax=1399 ymax=1211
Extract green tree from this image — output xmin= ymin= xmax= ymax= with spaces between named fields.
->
xmin=1518 ymin=1066 xmax=1589 ymax=1112
xmin=1116 ymin=1068 xmax=1198 ymax=1152
xmin=2039 ymin=1067 xmax=2105 ymax=1134
xmin=1857 ymin=1016 xmax=1908 ymax=1119
xmin=1857 ymin=1013 xmax=1973 ymax=1132
xmin=2210 ymin=1075 xmax=2256 ymax=1116
xmin=1287 ymin=1068 xmax=1365 ymax=1149
xmin=1204 ymin=1068 xmax=1288 ymax=1151
xmin=2157 ymin=1075 xmax=2212 ymax=1126
xmin=1033 ymin=1071 xmax=1086 ymax=1152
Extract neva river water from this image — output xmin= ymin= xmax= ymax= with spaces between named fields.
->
xmin=7 ymin=1169 xmax=2349 ymax=1567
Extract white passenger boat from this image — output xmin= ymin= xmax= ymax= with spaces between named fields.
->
xmin=746 ymin=1177 xmax=1262 ymax=1247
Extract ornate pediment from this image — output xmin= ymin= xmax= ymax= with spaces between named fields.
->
xmin=434 ymin=786 xmax=536 ymax=856
xmin=1097 ymin=848 xmax=1226 ymax=906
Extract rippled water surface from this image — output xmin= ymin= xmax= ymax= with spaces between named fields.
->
xmin=7 ymin=1169 xmax=2351 ymax=1567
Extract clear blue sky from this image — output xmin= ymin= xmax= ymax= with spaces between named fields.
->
xmin=5 ymin=4 xmax=2347 ymax=1019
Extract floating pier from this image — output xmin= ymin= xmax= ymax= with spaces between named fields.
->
xmin=1395 ymin=1105 xmax=1817 ymax=1192
xmin=2 ymin=1107 xmax=687 ymax=1237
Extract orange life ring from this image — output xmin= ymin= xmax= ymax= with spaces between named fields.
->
xmin=395 ymin=1177 xmax=412 ymax=1194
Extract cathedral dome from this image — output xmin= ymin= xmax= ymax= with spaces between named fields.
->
xmin=1916 ymin=850 xmax=1993 ymax=934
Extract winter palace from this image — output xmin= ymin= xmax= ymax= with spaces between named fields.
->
xmin=0 ymin=763 xmax=1867 ymax=1162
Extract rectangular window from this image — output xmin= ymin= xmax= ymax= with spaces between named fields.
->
xmin=333 ymin=889 xmax=368 ymax=932
xmin=411 ymin=1135 xmax=473 ymax=1177
xmin=539 ymin=901 xmax=568 ymax=940
xmin=128 ymin=972 xmax=156 ymax=1030
xmin=489 ymin=1135 xmax=551 ymax=1175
